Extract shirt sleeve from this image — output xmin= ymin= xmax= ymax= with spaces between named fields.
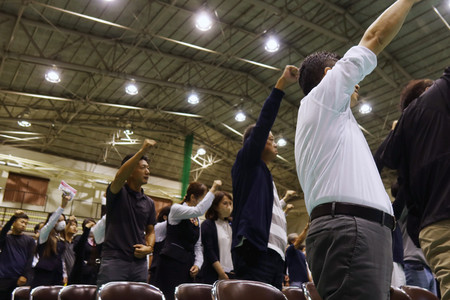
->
xmin=168 ymin=191 xmax=215 ymax=224
xmin=154 ymin=221 xmax=167 ymax=243
xmin=0 ymin=215 xmax=15 ymax=249
xmin=311 ymin=46 xmax=377 ymax=112
xmin=39 ymin=206 xmax=64 ymax=244
xmin=240 ymin=88 xmax=285 ymax=166
xmin=201 ymin=220 xmax=219 ymax=265
xmin=92 ymin=214 xmax=106 ymax=244
xmin=194 ymin=232 xmax=204 ymax=268
xmin=23 ymin=238 xmax=36 ymax=280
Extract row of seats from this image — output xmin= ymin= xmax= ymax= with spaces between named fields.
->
xmin=11 ymin=281 xmax=439 ymax=300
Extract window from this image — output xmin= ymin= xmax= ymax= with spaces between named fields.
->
xmin=3 ymin=172 xmax=49 ymax=206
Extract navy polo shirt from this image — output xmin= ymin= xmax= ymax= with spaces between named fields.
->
xmin=103 ymin=183 xmax=156 ymax=261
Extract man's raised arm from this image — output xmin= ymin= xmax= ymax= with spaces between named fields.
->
xmin=360 ymin=0 xmax=420 ymax=55
xmin=110 ymin=139 xmax=156 ymax=194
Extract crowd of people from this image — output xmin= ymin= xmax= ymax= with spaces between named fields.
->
xmin=1 ymin=0 xmax=449 ymax=299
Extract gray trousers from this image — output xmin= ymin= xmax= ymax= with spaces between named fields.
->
xmin=306 ymin=215 xmax=392 ymax=300
xmin=97 ymin=257 xmax=147 ymax=289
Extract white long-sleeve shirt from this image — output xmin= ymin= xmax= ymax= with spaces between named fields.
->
xmin=167 ymin=191 xmax=215 ymax=268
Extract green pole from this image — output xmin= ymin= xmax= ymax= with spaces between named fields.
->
xmin=180 ymin=134 xmax=193 ymax=200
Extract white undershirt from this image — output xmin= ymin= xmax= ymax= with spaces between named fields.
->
xmin=215 ymin=218 xmax=233 ymax=273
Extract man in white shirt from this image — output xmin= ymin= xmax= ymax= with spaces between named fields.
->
xmin=294 ymin=1 xmax=420 ymax=299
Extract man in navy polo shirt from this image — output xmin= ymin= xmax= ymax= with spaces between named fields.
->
xmin=97 ymin=139 xmax=157 ymax=287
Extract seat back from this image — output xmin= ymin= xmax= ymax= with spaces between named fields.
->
xmin=390 ymin=287 xmax=412 ymax=300
xmin=174 ymin=283 xmax=212 ymax=300
xmin=58 ymin=285 xmax=97 ymax=300
xmin=98 ymin=281 xmax=164 ymax=300
xmin=30 ymin=286 xmax=63 ymax=300
xmin=212 ymin=280 xmax=286 ymax=300
xmin=302 ymin=282 xmax=322 ymax=300
xmin=282 ymin=287 xmax=306 ymax=300
xmin=401 ymin=285 xmax=439 ymax=300
xmin=12 ymin=286 xmax=31 ymax=300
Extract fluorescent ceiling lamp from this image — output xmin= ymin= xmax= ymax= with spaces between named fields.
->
xmin=359 ymin=103 xmax=372 ymax=114
xmin=188 ymin=93 xmax=199 ymax=105
xmin=45 ymin=70 xmax=61 ymax=83
xmin=17 ymin=120 xmax=31 ymax=127
xmin=265 ymin=37 xmax=280 ymax=52
xmin=221 ymin=123 xmax=243 ymax=137
xmin=277 ymin=137 xmax=287 ymax=147
xmin=195 ymin=12 xmax=213 ymax=31
xmin=197 ymin=147 xmax=206 ymax=155
xmin=235 ymin=111 xmax=246 ymax=122
xmin=125 ymin=81 xmax=138 ymax=95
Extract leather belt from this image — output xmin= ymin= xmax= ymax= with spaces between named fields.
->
xmin=310 ymin=202 xmax=395 ymax=230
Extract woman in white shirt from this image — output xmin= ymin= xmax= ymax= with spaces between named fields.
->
xmin=154 ymin=179 xmax=221 ymax=300
xmin=199 ymin=191 xmax=233 ymax=284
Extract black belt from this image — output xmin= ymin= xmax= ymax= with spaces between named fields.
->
xmin=310 ymin=202 xmax=396 ymax=231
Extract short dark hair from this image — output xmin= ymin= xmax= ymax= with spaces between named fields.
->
xmin=400 ymin=79 xmax=433 ymax=111
xmin=15 ymin=212 xmax=29 ymax=220
xmin=243 ymin=124 xmax=256 ymax=144
xmin=299 ymin=51 xmax=340 ymax=96
xmin=82 ymin=218 xmax=96 ymax=231
xmin=34 ymin=222 xmax=44 ymax=233
xmin=205 ymin=191 xmax=233 ymax=220
xmin=121 ymin=154 xmax=149 ymax=166
xmin=157 ymin=205 xmax=171 ymax=223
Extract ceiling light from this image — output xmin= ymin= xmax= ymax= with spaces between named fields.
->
xmin=17 ymin=120 xmax=31 ymax=127
xmin=235 ymin=111 xmax=246 ymax=122
xmin=197 ymin=147 xmax=206 ymax=155
xmin=277 ymin=137 xmax=287 ymax=147
xmin=125 ymin=80 xmax=138 ymax=95
xmin=195 ymin=12 xmax=213 ymax=31
xmin=124 ymin=129 xmax=133 ymax=135
xmin=188 ymin=92 xmax=199 ymax=105
xmin=265 ymin=37 xmax=280 ymax=53
xmin=359 ymin=103 xmax=372 ymax=114
xmin=45 ymin=69 xmax=61 ymax=83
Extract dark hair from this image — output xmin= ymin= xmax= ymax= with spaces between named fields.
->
xmin=82 ymin=218 xmax=95 ymax=231
xmin=182 ymin=182 xmax=208 ymax=204
xmin=34 ymin=222 xmax=44 ymax=233
xmin=121 ymin=154 xmax=149 ymax=166
xmin=42 ymin=212 xmax=66 ymax=258
xmin=243 ymin=124 xmax=256 ymax=144
xmin=299 ymin=51 xmax=340 ymax=96
xmin=400 ymin=79 xmax=433 ymax=111
xmin=157 ymin=205 xmax=171 ymax=223
xmin=15 ymin=212 xmax=29 ymax=220
xmin=205 ymin=191 xmax=233 ymax=220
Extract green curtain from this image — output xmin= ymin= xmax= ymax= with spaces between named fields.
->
xmin=180 ymin=134 xmax=193 ymax=200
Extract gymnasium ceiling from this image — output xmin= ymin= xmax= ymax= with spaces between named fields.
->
xmin=0 ymin=0 xmax=449 ymax=207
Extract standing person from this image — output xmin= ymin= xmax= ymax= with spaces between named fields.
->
xmin=231 ymin=65 xmax=299 ymax=290
xmin=380 ymin=66 xmax=450 ymax=299
xmin=149 ymin=205 xmax=171 ymax=284
xmin=154 ymin=180 xmax=222 ymax=300
xmin=62 ymin=216 xmax=78 ymax=284
xmin=31 ymin=194 xmax=69 ymax=288
xmin=200 ymin=191 xmax=234 ymax=284
xmin=97 ymin=139 xmax=157 ymax=287
xmin=285 ymin=224 xmax=310 ymax=288
xmin=69 ymin=218 xmax=100 ymax=285
xmin=0 ymin=211 xmax=35 ymax=300
xmin=294 ymin=1 xmax=421 ymax=299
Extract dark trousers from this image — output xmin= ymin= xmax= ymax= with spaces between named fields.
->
xmin=153 ymin=253 xmax=194 ymax=300
xmin=306 ymin=215 xmax=392 ymax=300
xmin=232 ymin=240 xmax=284 ymax=290
xmin=96 ymin=257 xmax=147 ymax=289
xmin=0 ymin=278 xmax=16 ymax=300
